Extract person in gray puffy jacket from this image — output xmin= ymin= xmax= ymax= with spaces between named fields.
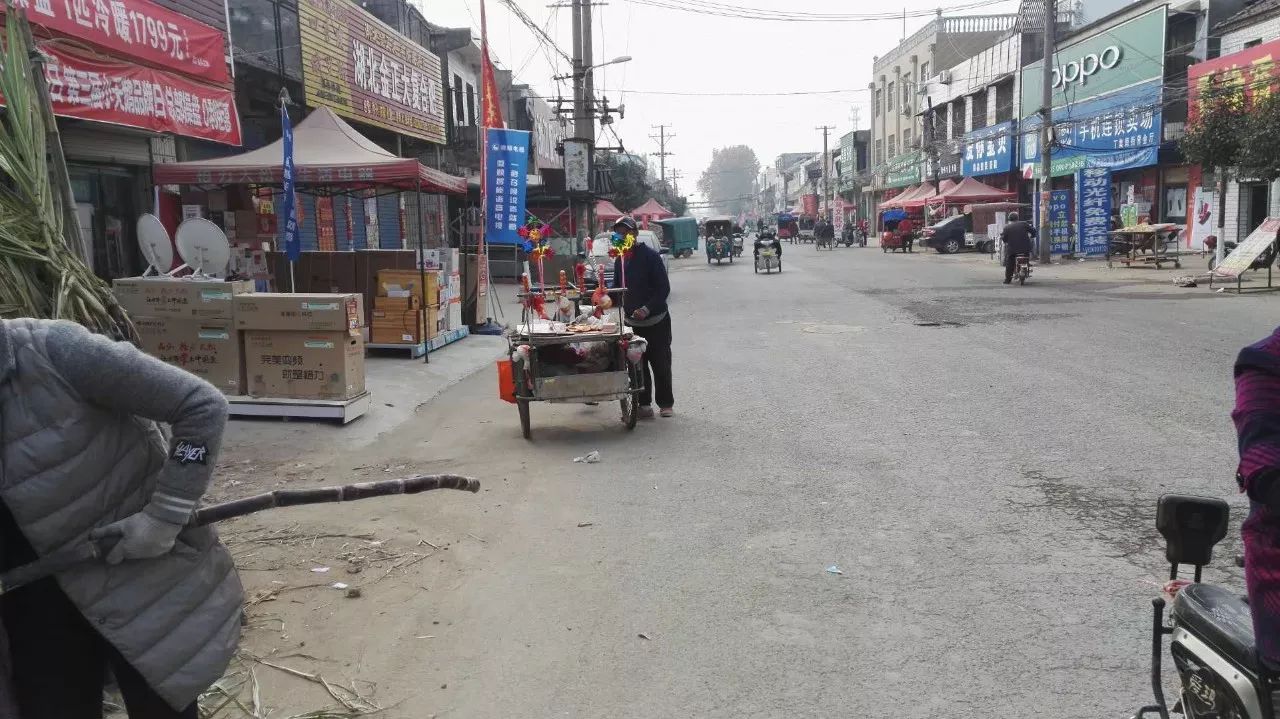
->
xmin=0 ymin=318 xmax=243 ymax=718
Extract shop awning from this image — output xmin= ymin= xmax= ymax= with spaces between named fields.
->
xmin=152 ymin=107 xmax=468 ymax=194
xmin=925 ymin=176 xmax=1015 ymax=205
xmin=633 ymin=198 xmax=675 ymax=219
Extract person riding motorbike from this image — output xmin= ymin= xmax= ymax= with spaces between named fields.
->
xmin=999 ymin=212 xmax=1035 ymax=284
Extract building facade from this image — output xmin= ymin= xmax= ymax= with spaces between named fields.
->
xmin=867 ymin=13 xmax=1018 ymax=208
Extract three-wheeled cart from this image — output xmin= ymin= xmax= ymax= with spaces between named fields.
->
xmin=506 ymin=287 xmax=644 ymax=440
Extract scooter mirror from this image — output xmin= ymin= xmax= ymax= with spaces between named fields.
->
xmin=1156 ymin=494 xmax=1230 ymax=568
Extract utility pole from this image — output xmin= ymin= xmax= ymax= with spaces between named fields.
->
xmin=1038 ymin=0 xmax=1055 ymax=265
xmin=817 ymin=125 xmax=834 ymax=222
xmin=650 ymin=124 xmax=675 ymax=184
xmin=568 ymin=0 xmax=600 ymax=240
xmin=670 ymin=169 xmax=683 ymax=195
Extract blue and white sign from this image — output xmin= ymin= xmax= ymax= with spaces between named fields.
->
xmin=281 ymin=105 xmax=300 ymax=262
xmin=484 ymin=128 xmax=532 ymax=245
xmin=1076 ymin=167 xmax=1112 ymax=256
xmin=962 ymin=121 xmax=1016 ymax=177
xmin=1049 ymin=189 xmax=1072 ymax=254
xmin=1022 ymin=80 xmax=1161 ymax=176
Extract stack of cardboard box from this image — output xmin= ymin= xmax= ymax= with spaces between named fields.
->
xmin=235 ymin=293 xmax=367 ymax=400
xmin=371 ymin=269 xmax=438 ymax=345
xmin=114 ymin=277 xmax=255 ymax=395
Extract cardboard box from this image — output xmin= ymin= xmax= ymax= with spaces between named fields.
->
xmin=243 ymin=331 xmax=366 ymax=400
xmin=370 ymin=304 xmax=435 ymax=344
xmin=135 ymin=317 xmax=244 ymax=395
xmin=114 ymin=278 xmax=253 ymax=320
xmin=376 ymin=269 xmax=439 ymax=304
xmin=234 ymin=293 xmax=364 ymax=332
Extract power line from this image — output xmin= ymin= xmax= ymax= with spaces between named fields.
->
xmin=624 ymin=0 xmax=1012 ymax=22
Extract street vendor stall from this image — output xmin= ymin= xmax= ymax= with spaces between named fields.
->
xmin=924 ymin=177 xmax=1015 ymax=210
xmin=501 ymin=252 xmax=645 ymax=438
xmin=150 ymin=108 xmax=469 ymax=424
xmin=1106 ymin=223 xmax=1183 ymax=269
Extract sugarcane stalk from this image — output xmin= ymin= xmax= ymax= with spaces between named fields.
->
xmin=0 ymin=474 xmax=481 ymax=596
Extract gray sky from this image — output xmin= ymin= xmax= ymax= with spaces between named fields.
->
xmin=420 ymin=0 xmax=1025 ymax=199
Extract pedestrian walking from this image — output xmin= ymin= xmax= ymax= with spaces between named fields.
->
xmin=999 ymin=213 xmax=1035 ymax=284
xmin=611 ymin=216 xmax=674 ymax=418
xmin=0 ymin=318 xmax=242 ymax=719
xmin=1232 ymin=326 xmax=1280 ymax=672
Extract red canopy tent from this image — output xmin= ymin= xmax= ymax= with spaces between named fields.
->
xmin=938 ymin=179 xmax=957 ymax=194
xmin=925 ymin=177 xmax=1014 ymax=206
xmin=632 ymin=198 xmax=675 ymax=221
xmin=877 ymin=184 xmax=918 ymax=210
xmin=152 ymin=107 xmax=467 ymax=195
xmin=879 ymin=182 xmax=934 ymax=210
xmin=595 ymin=199 xmax=624 ymax=230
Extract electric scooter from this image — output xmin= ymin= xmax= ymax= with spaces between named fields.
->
xmin=1013 ymin=255 xmax=1032 ymax=285
xmin=1131 ymin=494 xmax=1276 ymax=719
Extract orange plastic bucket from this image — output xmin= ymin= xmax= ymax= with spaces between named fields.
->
xmin=497 ymin=359 xmax=517 ymax=403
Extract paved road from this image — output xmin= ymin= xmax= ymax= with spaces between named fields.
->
xmin=251 ymin=246 xmax=1280 ymax=718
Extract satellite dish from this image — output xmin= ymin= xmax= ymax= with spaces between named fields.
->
xmin=136 ymin=214 xmax=174 ymax=276
xmin=174 ymin=218 xmax=231 ymax=278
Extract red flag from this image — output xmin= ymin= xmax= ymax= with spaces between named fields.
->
xmin=480 ymin=0 xmax=504 ymax=129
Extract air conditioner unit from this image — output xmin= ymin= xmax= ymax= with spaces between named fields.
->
xmin=939 ymin=70 xmax=953 ymax=85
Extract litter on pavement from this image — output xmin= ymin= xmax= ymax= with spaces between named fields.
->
xmin=825 ymin=566 xmax=844 ymax=575
xmin=573 ymin=450 xmax=601 ymax=463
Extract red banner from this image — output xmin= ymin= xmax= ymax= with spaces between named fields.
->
xmin=1188 ymin=37 xmax=1280 ymax=121
xmin=36 ymin=43 xmax=240 ymax=144
xmin=801 ymin=194 xmax=818 ymax=217
xmin=3 ymin=0 xmax=228 ymax=84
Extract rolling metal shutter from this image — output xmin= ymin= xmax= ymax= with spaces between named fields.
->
xmin=60 ymin=126 xmax=152 ymax=165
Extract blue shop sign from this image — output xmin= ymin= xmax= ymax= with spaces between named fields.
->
xmin=484 ymin=128 xmax=532 ymax=245
xmin=1022 ymin=79 xmax=1161 ymax=176
xmin=962 ymin=121 xmax=1016 ymax=177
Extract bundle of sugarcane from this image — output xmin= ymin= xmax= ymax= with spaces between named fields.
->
xmin=0 ymin=7 xmax=136 ymax=342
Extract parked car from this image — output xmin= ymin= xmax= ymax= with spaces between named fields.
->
xmin=582 ymin=230 xmax=668 ymax=289
xmin=922 ymin=213 xmax=978 ymax=254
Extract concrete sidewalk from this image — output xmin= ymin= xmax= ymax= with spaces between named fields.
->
xmin=220 ymin=333 xmax=507 ymax=480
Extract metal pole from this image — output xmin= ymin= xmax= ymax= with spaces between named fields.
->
xmin=1038 ymin=0 xmax=1055 ymax=265
xmin=571 ymin=0 xmax=585 ymax=239
xmin=416 ymin=179 xmax=430 ymax=364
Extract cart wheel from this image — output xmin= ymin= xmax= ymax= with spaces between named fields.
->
xmin=882 ymin=246 xmax=887 ymax=253
xmin=729 ymin=254 xmax=734 ymax=264
xmin=621 ymin=369 xmax=640 ymax=430
xmin=1018 ymin=274 xmax=1026 ymax=286
xmin=754 ymin=264 xmax=758 ymax=274
xmin=1175 ymin=261 xmax=1182 ymax=269
xmin=707 ymin=255 xmax=711 ymax=265
xmin=517 ymin=399 xmax=532 ymax=440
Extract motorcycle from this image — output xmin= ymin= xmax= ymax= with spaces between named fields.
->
xmin=731 ymin=232 xmax=745 ymax=258
xmin=1130 ymin=494 xmax=1273 ymax=719
xmin=1013 ymin=254 xmax=1032 ymax=285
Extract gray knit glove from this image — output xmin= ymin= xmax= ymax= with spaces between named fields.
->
xmin=89 ymin=512 xmax=184 ymax=564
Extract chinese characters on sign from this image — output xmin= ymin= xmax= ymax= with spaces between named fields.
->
xmin=298 ymin=0 xmax=446 ymax=144
xmin=2 ymin=0 xmax=228 ymax=83
xmin=483 ymin=128 xmax=531 ymax=245
xmin=1021 ymin=80 xmax=1161 ymax=176
xmin=281 ymin=105 xmax=300 ymax=262
xmin=1076 ymin=167 xmax=1112 ymax=256
xmin=962 ymin=121 xmax=1015 ymax=176
xmin=20 ymin=43 xmax=241 ymax=144
xmin=1188 ymin=37 xmax=1280 ymax=121
xmin=1213 ymin=218 xmax=1280 ymax=278
xmin=1049 ymin=190 xmax=1072 ymax=254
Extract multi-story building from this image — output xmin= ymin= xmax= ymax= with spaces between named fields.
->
xmin=837 ymin=131 xmax=871 ymax=223
xmin=867 ymin=12 xmax=1018 ymax=208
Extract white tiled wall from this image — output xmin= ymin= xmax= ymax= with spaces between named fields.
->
xmin=1221 ymin=18 xmax=1280 ymax=56
xmin=1221 ymin=178 xmax=1280 ymax=244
